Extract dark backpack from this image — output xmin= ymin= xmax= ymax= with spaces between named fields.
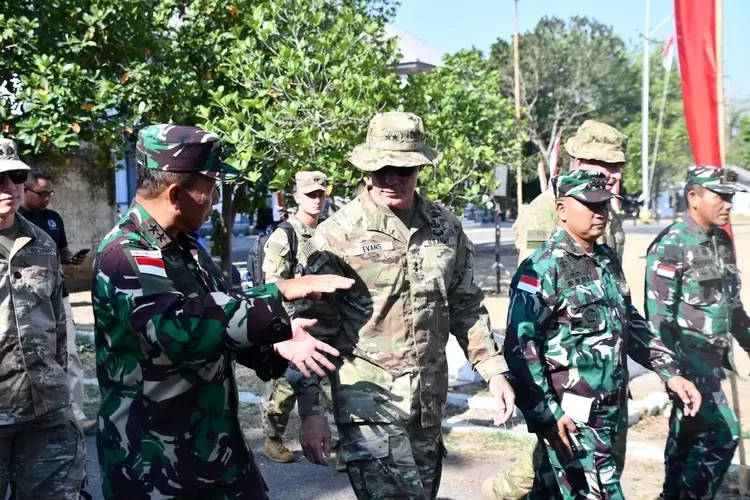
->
xmin=249 ymin=221 xmax=298 ymax=285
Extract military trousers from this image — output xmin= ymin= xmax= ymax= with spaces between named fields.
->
xmin=532 ymin=423 xmax=624 ymax=500
xmin=339 ymin=419 xmax=446 ymax=500
xmin=0 ymin=406 xmax=85 ymax=500
xmin=261 ymin=375 xmax=338 ymax=443
xmin=661 ymin=376 xmax=739 ymax=500
xmin=486 ymin=403 xmax=629 ymax=499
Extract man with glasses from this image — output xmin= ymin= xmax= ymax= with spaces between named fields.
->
xmin=0 ymin=138 xmax=85 ymax=498
xmin=92 ymin=125 xmax=353 ymax=499
xmin=294 ymin=112 xmax=515 ymax=499
xmin=260 ymin=171 xmax=340 ymax=466
xmin=19 ymin=169 xmax=95 ymax=436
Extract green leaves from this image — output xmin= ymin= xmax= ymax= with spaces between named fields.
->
xmin=401 ymin=49 xmax=522 ymax=213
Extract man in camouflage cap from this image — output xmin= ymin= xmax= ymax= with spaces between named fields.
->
xmin=92 ymin=124 xmax=354 ymax=499
xmin=491 ymin=120 xmax=629 ymax=499
xmin=645 ymin=165 xmax=750 ymax=500
xmin=293 ymin=111 xmax=515 ymax=499
xmin=260 ymin=170 xmax=340 ymax=466
xmin=503 ymin=169 xmax=701 ymax=499
xmin=0 ymin=139 xmax=86 ymax=499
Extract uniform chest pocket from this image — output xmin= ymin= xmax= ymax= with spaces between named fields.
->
xmin=17 ymin=265 xmax=54 ymax=298
xmin=565 ymin=286 xmax=606 ymax=335
xmin=688 ymin=266 xmax=723 ymax=306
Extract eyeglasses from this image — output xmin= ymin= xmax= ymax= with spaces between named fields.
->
xmin=372 ymin=166 xmax=418 ymax=178
xmin=26 ymin=187 xmax=54 ymax=199
xmin=1 ymin=170 xmax=29 ymax=185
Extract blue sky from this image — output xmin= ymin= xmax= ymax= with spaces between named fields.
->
xmin=394 ymin=0 xmax=749 ymax=99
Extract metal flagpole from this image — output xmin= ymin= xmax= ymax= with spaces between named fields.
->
xmin=640 ymin=0 xmax=651 ymax=221
xmin=513 ymin=0 xmax=523 ymax=218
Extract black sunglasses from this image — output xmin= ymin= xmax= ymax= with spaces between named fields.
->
xmin=372 ymin=166 xmax=418 ymax=178
xmin=1 ymin=170 xmax=28 ymax=185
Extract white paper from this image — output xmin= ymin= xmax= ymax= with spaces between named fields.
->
xmin=560 ymin=393 xmax=594 ymax=423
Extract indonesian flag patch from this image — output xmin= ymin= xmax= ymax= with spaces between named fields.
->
xmin=518 ymin=274 xmax=541 ymax=294
xmin=656 ymin=263 xmax=676 ymax=279
xmin=131 ymin=250 xmax=167 ymax=278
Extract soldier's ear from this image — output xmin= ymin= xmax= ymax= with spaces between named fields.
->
xmin=556 ymin=199 xmax=567 ymax=222
xmin=167 ymin=184 xmax=182 ymax=211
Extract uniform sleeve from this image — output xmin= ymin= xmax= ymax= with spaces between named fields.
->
xmin=448 ymin=229 xmax=507 ymax=381
xmin=291 ymin=233 xmax=345 ymax=416
xmin=728 ymin=246 xmax=750 ymax=352
xmin=53 ymin=254 xmax=67 ymax=371
xmin=627 ymin=305 xmax=681 ymax=382
xmin=503 ymin=260 xmax=562 ymax=432
xmin=93 ymin=242 xmax=292 ymax=365
xmin=262 ymin=228 xmax=293 ymax=284
xmin=644 ymin=238 xmax=683 ymax=351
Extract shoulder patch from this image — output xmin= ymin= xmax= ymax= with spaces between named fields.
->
xmin=130 ymin=249 xmax=167 ymax=278
xmin=656 ymin=263 xmax=676 ymax=279
xmin=517 ymin=274 xmax=541 ymax=294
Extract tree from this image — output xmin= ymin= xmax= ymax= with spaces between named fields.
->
xmin=400 ymin=49 xmax=521 ymax=212
xmin=728 ymin=116 xmax=750 ymax=168
xmin=0 ymin=0 xmax=169 ymax=163
xmin=489 ymin=16 xmax=639 ymax=170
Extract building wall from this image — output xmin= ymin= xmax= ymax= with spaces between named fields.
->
xmin=32 ymin=153 xmax=117 ymax=291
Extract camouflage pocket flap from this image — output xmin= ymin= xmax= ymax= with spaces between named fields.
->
xmin=565 ymin=284 xmax=605 ymax=333
xmin=341 ymin=432 xmax=390 ymax=462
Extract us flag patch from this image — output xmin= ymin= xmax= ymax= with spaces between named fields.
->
xmin=131 ymin=250 xmax=167 ymax=278
xmin=656 ymin=263 xmax=676 ymax=279
xmin=517 ymin=275 xmax=541 ymax=294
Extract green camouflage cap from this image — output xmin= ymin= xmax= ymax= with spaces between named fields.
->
xmin=564 ymin=120 xmax=628 ymax=164
xmin=686 ymin=165 xmax=742 ymax=194
xmin=348 ymin=112 xmax=439 ymax=172
xmin=136 ymin=124 xmax=240 ymax=181
xmin=553 ymin=170 xmax=614 ymax=204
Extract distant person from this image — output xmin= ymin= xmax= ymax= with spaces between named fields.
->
xmin=259 ymin=171 xmax=340 ymax=468
xmin=19 ymin=169 xmax=95 ymax=435
xmin=0 ymin=139 xmax=85 ymax=498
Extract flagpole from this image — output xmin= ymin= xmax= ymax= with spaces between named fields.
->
xmin=716 ymin=0 xmax=726 ymax=166
xmin=649 ymin=47 xmax=673 ymax=191
xmin=513 ymin=0 xmax=523 ymax=217
xmin=640 ymin=0 xmax=651 ymax=221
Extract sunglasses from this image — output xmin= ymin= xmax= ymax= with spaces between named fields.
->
xmin=1 ymin=170 xmax=29 ymax=185
xmin=372 ymin=166 xmax=418 ymax=178
xmin=26 ymin=187 xmax=55 ymax=199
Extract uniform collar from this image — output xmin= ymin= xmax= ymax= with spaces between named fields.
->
xmin=555 ymin=227 xmax=610 ymax=262
xmin=359 ymin=189 xmax=430 ymax=239
xmin=288 ymin=216 xmax=315 ymax=237
xmin=128 ymin=202 xmax=174 ymax=249
xmin=682 ymin=213 xmax=712 ymax=243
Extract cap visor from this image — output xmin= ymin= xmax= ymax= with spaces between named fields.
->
xmin=201 ymin=162 xmax=240 ymax=181
xmin=299 ymin=185 xmax=327 ymax=194
xmin=569 ymin=191 xmax=614 ymax=204
xmin=705 ymin=184 xmax=739 ymax=195
xmin=348 ymin=143 xmax=438 ymax=172
xmin=0 ymin=159 xmax=31 ymax=173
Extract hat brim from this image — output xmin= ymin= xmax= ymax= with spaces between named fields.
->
xmin=705 ymin=184 xmax=741 ymax=195
xmin=348 ymin=143 xmax=439 ymax=172
xmin=566 ymin=191 xmax=615 ymax=204
xmin=565 ymin=141 xmax=627 ymax=164
xmin=0 ymin=159 xmax=31 ymax=173
xmin=298 ymin=184 xmax=327 ymax=194
xmin=200 ymin=162 xmax=240 ymax=181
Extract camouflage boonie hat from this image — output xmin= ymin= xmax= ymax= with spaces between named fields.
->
xmin=687 ymin=166 xmax=743 ymax=194
xmin=136 ymin=125 xmax=240 ymax=181
xmin=348 ymin=112 xmax=439 ymax=172
xmin=553 ymin=170 xmax=614 ymax=204
xmin=295 ymin=171 xmax=327 ymax=194
xmin=564 ymin=120 xmax=628 ymax=164
xmin=0 ymin=138 xmax=31 ymax=173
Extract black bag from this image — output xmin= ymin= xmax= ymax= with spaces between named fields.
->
xmin=249 ymin=221 xmax=298 ymax=285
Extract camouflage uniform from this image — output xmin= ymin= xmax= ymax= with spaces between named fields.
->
xmin=92 ymin=125 xmax=294 ymax=499
xmin=294 ymin=112 xmax=507 ymax=499
xmin=261 ymin=172 xmax=337 ymax=449
xmin=645 ymin=166 xmax=750 ymax=500
xmin=504 ymin=170 xmax=682 ymax=500
xmin=0 ymin=138 xmax=85 ymax=500
xmin=492 ymin=121 xmax=628 ymax=500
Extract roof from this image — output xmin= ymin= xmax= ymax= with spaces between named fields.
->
xmin=384 ymin=24 xmax=445 ymax=71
